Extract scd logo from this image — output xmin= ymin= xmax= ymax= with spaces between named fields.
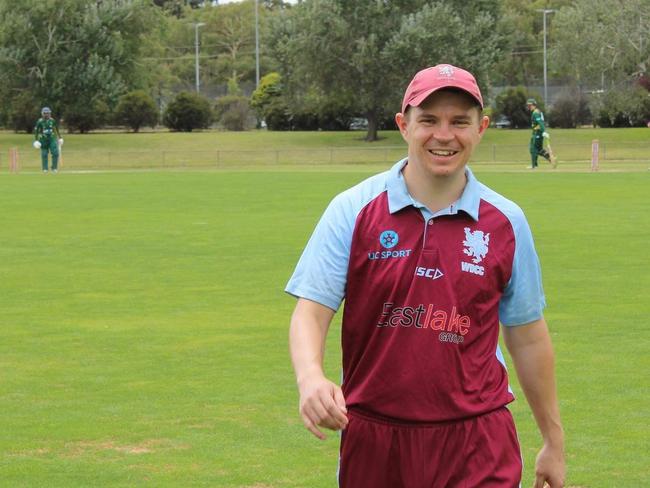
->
xmin=379 ymin=230 xmax=399 ymax=249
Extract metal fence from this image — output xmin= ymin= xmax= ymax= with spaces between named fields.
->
xmin=2 ymin=142 xmax=649 ymax=172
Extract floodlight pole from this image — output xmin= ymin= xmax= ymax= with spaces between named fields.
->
xmin=194 ymin=22 xmax=206 ymax=93
xmin=255 ymin=0 xmax=260 ymax=89
xmin=538 ymin=9 xmax=555 ymax=105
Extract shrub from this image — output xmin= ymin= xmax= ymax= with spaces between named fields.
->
xmin=115 ymin=90 xmax=159 ymax=132
xmin=163 ymin=91 xmax=212 ymax=132
xmin=251 ymin=72 xmax=292 ymax=130
xmin=595 ymin=87 xmax=650 ymax=128
xmin=547 ymin=89 xmax=592 ymax=128
xmin=8 ymin=92 xmax=40 ymax=133
xmin=65 ymin=99 xmax=110 ymax=133
xmin=493 ymin=87 xmax=544 ymax=129
xmin=214 ymin=94 xmax=252 ymax=131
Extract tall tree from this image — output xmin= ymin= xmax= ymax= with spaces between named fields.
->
xmin=0 ymin=0 xmax=161 ymax=126
xmin=268 ymin=0 xmax=504 ymax=141
xmin=550 ymin=0 xmax=650 ymax=89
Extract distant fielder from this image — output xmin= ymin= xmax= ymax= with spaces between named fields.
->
xmin=34 ymin=107 xmax=63 ymax=173
xmin=526 ymin=98 xmax=557 ymax=169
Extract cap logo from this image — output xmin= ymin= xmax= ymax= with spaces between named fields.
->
xmin=438 ymin=65 xmax=454 ymax=77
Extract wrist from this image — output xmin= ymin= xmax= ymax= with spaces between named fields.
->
xmin=296 ymin=366 xmax=325 ymax=387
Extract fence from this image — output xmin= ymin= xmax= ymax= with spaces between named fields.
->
xmin=2 ymin=142 xmax=649 ymax=172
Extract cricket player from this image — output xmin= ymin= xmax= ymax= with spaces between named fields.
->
xmin=34 ymin=107 xmax=63 ymax=173
xmin=526 ymin=98 xmax=556 ymax=169
xmin=287 ymin=65 xmax=565 ymax=487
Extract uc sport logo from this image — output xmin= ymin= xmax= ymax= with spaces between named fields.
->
xmin=368 ymin=230 xmax=412 ymax=261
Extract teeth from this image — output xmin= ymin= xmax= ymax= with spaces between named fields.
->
xmin=430 ymin=150 xmax=456 ymax=156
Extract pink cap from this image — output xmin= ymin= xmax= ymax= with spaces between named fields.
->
xmin=401 ymin=64 xmax=484 ymax=112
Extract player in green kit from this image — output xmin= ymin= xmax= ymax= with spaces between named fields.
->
xmin=34 ymin=107 xmax=63 ymax=173
xmin=526 ymin=98 xmax=556 ymax=169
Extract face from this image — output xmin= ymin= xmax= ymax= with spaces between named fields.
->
xmin=526 ymin=103 xmax=534 ymax=112
xmin=395 ymin=90 xmax=489 ymax=179
xmin=43 ymin=111 xmax=51 ymax=119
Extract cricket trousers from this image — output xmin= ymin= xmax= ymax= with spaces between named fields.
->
xmin=338 ymin=407 xmax=522 ymax=488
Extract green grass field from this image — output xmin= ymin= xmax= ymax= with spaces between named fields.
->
xmin=1 ymin=132 xmax=649 ymax=486
xmin=1 ymin=127 xmax=649 ymax=171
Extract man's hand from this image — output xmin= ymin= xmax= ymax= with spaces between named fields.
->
xmin=58 ymin=138 xmax=64 ymax=146
xmin=533 ymin=442 xmax=565 ymax=488
xmin=298 ymin=373 xmax=348 ymax=440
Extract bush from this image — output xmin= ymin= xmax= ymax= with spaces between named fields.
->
xmin=547 ymin=89 xmax=592 ymax=128
xmin=214 ymin=94 xmax=252 ymax=131
xmin=493 ymin=87 xmax=544 ymax=129
xmin=8 ymin=92 xmax=40 ymax=133
xmin=163 ymin=92 xmax=212 ymax=132
xmin=115 ymin=90 xmax=158 ymax=132
xmin=595 ymin=87 xmax=650 ymax=128
xmin=65 ymin=99 xmax=110 ymax=133
xmin=251 ymin=72 xmax=291 ymax=130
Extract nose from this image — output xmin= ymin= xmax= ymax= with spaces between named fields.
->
xmin=431 ymin=122 xmax=454 ymax=144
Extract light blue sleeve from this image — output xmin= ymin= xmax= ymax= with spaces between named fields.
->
xmin=285 ymin=193 xmax=355 ymax=311
xmin=499 ymin=211 xmax=546 ymax=326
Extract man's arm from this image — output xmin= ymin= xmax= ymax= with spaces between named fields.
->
xmin=502 ymin=318 xmax=565 ymax=488
xmin=289 ymin=297 xmax=348 ymax=440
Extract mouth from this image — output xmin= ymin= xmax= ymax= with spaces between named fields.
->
xmin=428 ymin=149 xmax=459 ymax=157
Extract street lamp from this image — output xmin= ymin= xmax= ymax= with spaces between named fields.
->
xmin=194 ymin=22 xmax=206 ymax=93
xmin=255 ymin=0 xmax=260 ymax=89
xmin=537 ymin=9 xmax=555 ymax=105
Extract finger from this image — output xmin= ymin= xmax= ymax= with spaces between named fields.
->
xmin=532 ymin=475 xmax=546 ymax=488
xmin=302 ymin=415 xmax=326 ymax=440
xmin=321 ymin=402 xmax=347 ymax=430
xmin=334 ymin=387 xmax=348 ymax=413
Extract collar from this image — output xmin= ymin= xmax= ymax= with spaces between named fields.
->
xmin=386 ymin=158 xmax=480 ymax=221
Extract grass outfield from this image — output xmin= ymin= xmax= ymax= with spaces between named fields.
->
xmin=0 ymin=169 xmax=648 ymax=487
xmin=1 ymin=128 xmax=649 ymax=171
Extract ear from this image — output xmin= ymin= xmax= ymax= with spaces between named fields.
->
xmin=478 ymin=115 xmax=490 ymax=138
xmin=395 ymin=112 xmax=408 ymax=140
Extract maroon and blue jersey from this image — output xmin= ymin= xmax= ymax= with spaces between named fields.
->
xmin=286 ymin=160 xmax=546 ymax=422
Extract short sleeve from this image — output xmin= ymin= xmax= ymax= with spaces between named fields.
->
xmin=499 ymin=214 xmax=546 ymax=326
xmin=285 ymin=194 xmax=354 ymax=311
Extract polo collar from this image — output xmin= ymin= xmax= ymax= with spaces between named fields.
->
xmin=386 ymin=158 xmax=480 ymax=221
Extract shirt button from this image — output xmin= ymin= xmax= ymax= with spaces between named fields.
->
xmin=428 ymin=219 xmax=434 ymax=226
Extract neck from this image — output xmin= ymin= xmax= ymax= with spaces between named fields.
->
xmin=402 ymin=162 xmax=467 ymax=214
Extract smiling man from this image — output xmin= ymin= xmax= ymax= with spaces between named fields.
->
xmin=287 ymin=64 xmax=565 ymax=488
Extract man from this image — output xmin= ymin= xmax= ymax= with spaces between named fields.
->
xmin=34 ymin=107 xmax=63 ymax=173
xmin=526 ymin=98 xmax=556 ymax=169
xmin=287 ymin=64 xmax=565 ymax=487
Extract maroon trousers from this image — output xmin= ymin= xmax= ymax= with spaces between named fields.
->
xmin=338 ymin=407 xmax=522 ymax=488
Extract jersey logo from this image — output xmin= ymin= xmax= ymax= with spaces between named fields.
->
xmin=415 ymin=266 xmax=444 ymax=281
xmin=463 ymin=227 xmax=490 ymax=263
xmin=379 ymin=230 xmax=399 ymax=249
xmin=369 ymin=230 xmax=411 ymax=261
xmin=461 ymin=227 xmax=490 ymax=276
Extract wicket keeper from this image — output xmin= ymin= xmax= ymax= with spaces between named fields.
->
xmin=287 ymin=65 xmax=565 ymax=487
xmin=526 ymin=98 xmax=556 ymax=169
xmin=34 ymin=107 xmax=63 ymax=173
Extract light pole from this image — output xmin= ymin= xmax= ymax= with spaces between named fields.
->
xmin=255 ymin=0 xmax=260 ymax=89
xmin=194 ymin=22 xmax=206 ymax=93
xmin=537 ymin=9 xmax=555 ymax=105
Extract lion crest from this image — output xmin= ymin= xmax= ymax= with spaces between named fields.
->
xmin=463 ymin=227 xmax=490 ymax=264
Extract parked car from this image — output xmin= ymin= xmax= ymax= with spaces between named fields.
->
xmin=349 ymin=117 xmax=368 ymax=130
xmin=494 ymin=115 xmax=512 ymax=129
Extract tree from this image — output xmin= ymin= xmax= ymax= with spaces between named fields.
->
xmin=0 ymin=0 xmax=162 ymax=127
xmin=267 ymin=1 xmax=504 ymax=141
xmin=551 ymin=0 xmax=650 ymax=89
xmin=115 ymin=91 xmax=159 ymax=132
xmin=163 ymin=91 xmax=212 ymax=131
